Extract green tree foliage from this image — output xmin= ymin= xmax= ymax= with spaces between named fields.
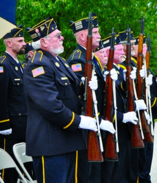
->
xmin=0 ymin=0 xmax=157 ymax=74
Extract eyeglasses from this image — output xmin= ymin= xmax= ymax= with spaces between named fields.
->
xmin=47 ymin=33 xmax=62 ymax=40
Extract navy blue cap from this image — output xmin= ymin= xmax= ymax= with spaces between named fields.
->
xmin=26 ymin=16 xmax=57 ymax=41
xmin=25 ymin=41 xmax=34 ymax=54
xmin=70 ymin=13 xmax=98 ymax=34
xmin=118 ymin=30 xmax=134 ymax=43
xmin=101 ymin=34 xmax=119 ymax=48
xmin=134 ymin=35 xmax=146 ymax=45
xmin=93 ymin=40 xmax=104 ymax=52
xmin=3 ymin=24 xmax=23 ymax=39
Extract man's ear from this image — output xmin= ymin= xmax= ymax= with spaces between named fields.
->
xmin=40 ymin=38 xmax=48 ymax=48
xmin=6 ymin=39 xmax=12 ymax=48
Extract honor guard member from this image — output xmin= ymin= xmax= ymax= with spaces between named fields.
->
xmin=117 ymin=31 xmax=157 ymax=183
xmin=99 ymin=36 xmax=144 ymax=183
xmin=134 ymin=36 xmax=157 ymax=183
xmin=67 ymin=13 xmax=117 ymax=183
xmin=23 ymin=16 xmax=115 ymax=183
xmin=0 ymin=25 xmax=28 ymax=183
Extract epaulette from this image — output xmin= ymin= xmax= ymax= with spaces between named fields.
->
xmin=31 ymin=50 xmax=43 ymax=63
xmin=131 ymin=57 xmax=137 ymax=65
xmin=0 ymin=56 xmax=6 ymax=64
xmin=71 ymin=49 xmax=82 ymax=60
xmin=94 ymin=54 xmax=103 ymax=71
xmin=119 ymin=63 xmax=126 ymax=70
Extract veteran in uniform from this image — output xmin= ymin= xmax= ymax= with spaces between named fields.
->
xmin=0 ymin=25 xmax=28 ymax=183
xmin=117 ymin=31 xmax=157 ymax=183
xmin=23 ymin=16 xmax=115 ymax=183
xmin=67 ymin=13 xmax=117 ymax=183
xmin=96 ymin=37 xmax=143 ymax=183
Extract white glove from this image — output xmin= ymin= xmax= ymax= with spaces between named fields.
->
xmin=103 ymin=71 xmax=109 ymax=82
xmin=122 ymin=112 xmax=138 ymax=125
xmin=0 ymin=128 xmax=12 ymax=135
xmin=89 ymin=76 xmax=98 ymax=90
xmin=79 ymin=115 xmax=97 ymax=131
xmin=146 ymin=74 xmax=153 ymax=86
xmin=144 ymin=111 xmax=151 ymax=124
xmin=100 ymin=119 xmax=116 ymax=134
xmin=110 ymin=68 xmax=118 ymax=81
xmin=123 ymin=69 xmax=127 ymax=81
xmin=130 ymin=67 xmax=137 ymax=80
xmin=140 ymin=65 xmax=146 ymax=78
xmin=81 ymin=77 xmax=85 ymax=85
xmin=135 ymin=99 xmax=147 ymax=111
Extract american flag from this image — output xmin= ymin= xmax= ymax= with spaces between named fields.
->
xmin=0 ymin=66 xmax=4 ymax=73
xmin=71 ymin=63 xmax=82 ymax=72
xmin=32 ymin=66 xmax=45 ymax=77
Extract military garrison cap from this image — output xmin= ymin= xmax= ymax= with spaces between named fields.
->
xmin=26 ymin=16 xmax=57 ymax=41
xmin=134 ymin=35 xmax=146 ymax=45
xmin=93 ymin=40 xmax=104 ymax=52
xmin=118 ymin=30 xmax=134 ymax=43
xmin=25 ymin=41 xmax=34 ymax=54
xmin=70 ymin=13 xmax=98 ymax=34
xmin=101 ymin=35 xmax=119 ymax=48
xmin=2 ymin=24 xmax=23 ymax=39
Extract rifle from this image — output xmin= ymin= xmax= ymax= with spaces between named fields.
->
xmin=104 ymin=28 xmax=118 ymax=161
xmin=125 ymin=25 xmax=144 ymax=148
xmin=84 ymin=12 xmax=103 ymax=162
xmin=136 ymin=17 xmax=153 ymax=143
xmin=144 ymin=35 xmax=154 ymax=138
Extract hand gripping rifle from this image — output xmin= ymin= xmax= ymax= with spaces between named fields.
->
xmin=84 ymin=12 xmax=103 ymax=162
xmin=125 ymin=25 xmax=144 ymax=148
xmin=104 ymin=28 xmax=118 ymax=161
xmin=136 ymin=17 xmax=153 ymax=143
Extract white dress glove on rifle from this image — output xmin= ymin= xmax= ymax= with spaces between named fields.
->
xmin=140 ymin=65 xmax=146 ymax=78
xmin=81 ymin=77 xmax=85 ymax=85
xmin=110 ymin=68 xmax=118 ymax=81
xmin=103 ymin=71 xmax=109 ymax=82
xmin=135 ymin=99 xmax=147 ymax=111
xmin=122 ymin=112 xmax=138 ymax=125
xmin=130 ymin=67 xmax=137 ymax=80
xmin=0 ymin=128 xmax=12 ymax=135
xmin=123 ymin=69 xmax=127 ymax=81
xmin=123 ymin=67 xmax=136 ymax=81
xmin=146 ymin=74 xmax=153 ymax=86
xmin=99 ymin=119 xmax=116 ymax=134
xmin=79 ymin=115 xmax=97 ymax=131
xmin=89 ymin=76 xmax=98 ymax=90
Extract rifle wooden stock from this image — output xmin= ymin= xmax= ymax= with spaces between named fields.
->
xmin=104 ymin=38 xmax=118 ymax=161
xmin=144 ymin=39 xmax=154 ymax=142
xmin=136 ymin=33 xmax=153 ymax=143
xmin=125 ymin=30 xmax=144 ymax=148
xmin=85 ymin=12 xmax=103 ymax=162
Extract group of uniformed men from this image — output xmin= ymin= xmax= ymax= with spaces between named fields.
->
xmin=0 ymin=13 xmax=157 ymax=183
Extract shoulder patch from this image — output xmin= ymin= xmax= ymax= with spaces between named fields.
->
xmin=32 ymin=66 xmax=45 ymax=77
xmin=71 ymin=63 xmax=82 ymax=72
xmin=72 ymin=49 xmax=82 ymax=60
xmin=0 ymin=66 xmax=4 ymax=73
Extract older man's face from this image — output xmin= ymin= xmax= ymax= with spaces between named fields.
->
xmin=92 ymin=28 xmax=101 ymax=50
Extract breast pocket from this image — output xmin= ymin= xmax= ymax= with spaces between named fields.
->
xmin=57 ymin=78 xmax=74 ymax=99
xmin=11 ymin=79 xmax=24 ymax=96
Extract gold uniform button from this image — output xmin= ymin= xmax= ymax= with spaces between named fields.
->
xmin=19 ymin=113 xmax=21 ymax=115
xmin=78 ymin=95 xmax=82 ymax=99
xmin=65 ymin=83 xmax=68 ymax=85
